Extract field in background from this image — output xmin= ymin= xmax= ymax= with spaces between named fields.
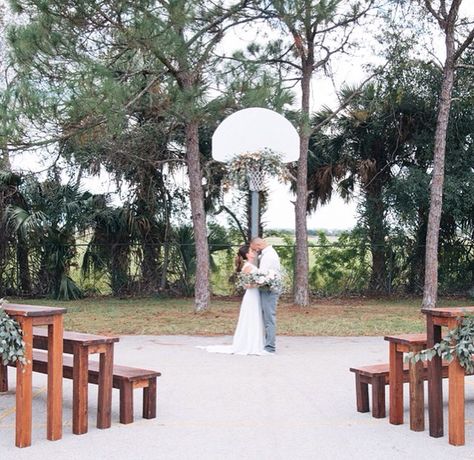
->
xmin=12 ymin=296 xmax=474 ymax=336
xmin=69 ymin=234 xmax=340 ymax=297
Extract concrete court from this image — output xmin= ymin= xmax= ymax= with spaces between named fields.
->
xmin=1 ymin=335 xmax=474 ymax=460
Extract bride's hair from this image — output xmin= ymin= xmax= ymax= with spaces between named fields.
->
xmin=235 ymin=245 xmax=250 ymax=273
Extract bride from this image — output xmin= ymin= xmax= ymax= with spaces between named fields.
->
xmin=198 ymin=245 xmax=269 ymax=355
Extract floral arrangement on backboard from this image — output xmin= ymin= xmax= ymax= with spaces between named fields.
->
xmin=224 ymin=148 xmax=292 ymax=191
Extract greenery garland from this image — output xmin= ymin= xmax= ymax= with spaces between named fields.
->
xmin=407 ymin=315 xmax=474 ymax=374
xmin=224 ymin=148 xmax=291 ymax=190
xmin=0 ymin=300 xmax=26 ymax=366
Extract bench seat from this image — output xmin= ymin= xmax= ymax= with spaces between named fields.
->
xmin=32 ymin=327 xmax=120 ymax=353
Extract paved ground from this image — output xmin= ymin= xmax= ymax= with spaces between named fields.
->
xmin=1 ymin=335 xmax=474 ymax=460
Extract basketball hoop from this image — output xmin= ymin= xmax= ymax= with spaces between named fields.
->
xmin=225 ymin=149 xmax=288 ymax=192
xmin=212 ymin=108 xmax=299 ymax=237
xmin=247 ymin=169 xmax=266 ymax=192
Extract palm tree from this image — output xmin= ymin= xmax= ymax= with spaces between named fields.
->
xmin=0 ymin=170 xmax=31 ymax=295
xmin=166 ymin=223 xmax=232 ymax=296
xmin=82 ymin=200 xmax=136 ymax=297
xmin=308 ymin=80 xmax=432 ymax=293
xmin=8 ymin=176 xmax=94 ymax=299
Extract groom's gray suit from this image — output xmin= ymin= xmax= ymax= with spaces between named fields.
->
xmin=258 ymin=245 xmax=281 ymax=353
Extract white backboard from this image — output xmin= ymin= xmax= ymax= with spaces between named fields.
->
xmin=212 ymin=107 xmax=299 ymax=163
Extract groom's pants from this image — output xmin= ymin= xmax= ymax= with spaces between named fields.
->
xmin=260 ymin=291 xmax=279 ymax=352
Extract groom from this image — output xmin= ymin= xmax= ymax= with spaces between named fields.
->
xmin=250 ymin=237 xmax=281 ymax=353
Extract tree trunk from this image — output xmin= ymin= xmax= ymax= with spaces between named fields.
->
xmin=111 ymin=244 xmax=130 ymax=296
xmin=0 ymin=147 xmax=11 ymax=293
xmin=136 ymin=177 xmax=161 ymax=293
xmin=17 ymin=237 xmax=31 ymax=294
xmin=184 ymin=119 xmax=210 ymax=311
xmin=407 ymin=208 xmax=428 ymax=294
xmin=160 ymin=191 xmax=173 ymax=291
xmin=422 ymin=25 xmax=456 ymax=309
xmin=365 ymin=146 xmax=388 ymax=293
xmin=366 ymin=189 xmax=387 ymax=293
xmin=0 ymin=147 xmax=11 ymax=170
xmin=294 ymin=66 xmax=311 ymax=307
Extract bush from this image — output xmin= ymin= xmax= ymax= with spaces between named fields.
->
xmin=309 ymin=230 xmax=370 ymax=296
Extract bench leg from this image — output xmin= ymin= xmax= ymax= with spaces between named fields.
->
xmin=73 ymin=345 xmax=89 ymax=435
xmin=0 ymin=363 xmax=8 ymax=392
xmin=143 ymin=378 xmax=157 ymax=419
xmin=120 ymin=382 xmax=134 ymax=424
xmin=355 ymin=373 xmax=369 ymax=413
xmin=371 ymin=376 xmax=386 ymax=418
xmin=97 ymin=344 xmax=114 ymax=429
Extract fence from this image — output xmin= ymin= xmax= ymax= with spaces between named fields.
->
xmin=2 ymin=240 xmax=474 ymax=299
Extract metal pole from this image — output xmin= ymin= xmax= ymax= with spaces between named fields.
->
xmin=250 ymin=190 xmax=259 ymax=238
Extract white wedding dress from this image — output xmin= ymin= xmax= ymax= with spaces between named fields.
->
xmin=198 ymin=262 xmax=268 ymax=355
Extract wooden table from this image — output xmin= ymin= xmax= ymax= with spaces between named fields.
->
xmin=3 ymin=303 xmax=66 ymax=448
xmin=384 ymin=333 xmax=427 ymax=431
xmin=422 ymin=306 xmax=474 ymax=446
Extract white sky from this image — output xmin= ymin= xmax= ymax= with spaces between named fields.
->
xmin=257 ymin=176 xmax=359 ymax=231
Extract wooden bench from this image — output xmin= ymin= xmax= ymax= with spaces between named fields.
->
xmin=3 ymin=350 xmax=160 ymax=425
xmin=349 ymin=361 xmax=449 ymax=419
xmin=30 ymin=350 xmax=160 ymax=424
xmin=1 ymin=329 xmax=160 ymax=429
xmin=34 ymin=328 xmax=119 ymax=434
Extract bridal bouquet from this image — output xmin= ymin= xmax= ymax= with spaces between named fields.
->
xmin=237 ymin=269 xmax=283 ymax=293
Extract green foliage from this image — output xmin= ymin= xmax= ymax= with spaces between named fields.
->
xmin=309 ymin=230 xmax=370 ymax=295
xmin=0 ymin=301 xmax=26 ymax=365
xmin=169 ymin=223 xmax=233 ymax=295
xmin=82 ymin=204 xmax=135 ymax=297
xmin=408 ymin=315 xmax=474 ymax=374
xmin=7 ymin=175 xmax=97 ymax=300
xmin=272 ymin=233 xmax=295 ymax=291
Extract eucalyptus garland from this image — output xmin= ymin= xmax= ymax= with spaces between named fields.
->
xmin=224 ymin=148 xmax=291 ymax=190
xmin=0 ymin=300 xmax=26 ymax=365
xmin=407 ymin=315 xmax=474 ymax=374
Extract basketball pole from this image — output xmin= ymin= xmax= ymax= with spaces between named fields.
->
xmin=251 ymin=190 xmax=259 ymax=238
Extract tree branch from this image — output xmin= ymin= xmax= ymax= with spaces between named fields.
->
xmin=453 ymin=26 xmax=474 ymax=61
xmin=424 ymin=0 xmax=445 ymax=27
xmin=311 ymin=1 xmax=375 ymax=37
xmin=310 ymin=66 xmax=387 ymax=135
xmin=187 ymin=0 xmax=249 ymax=48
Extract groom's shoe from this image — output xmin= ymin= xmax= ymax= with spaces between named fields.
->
xmin=265 ymin=347 xmax=275 ymax=353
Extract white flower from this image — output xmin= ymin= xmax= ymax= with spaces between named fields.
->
xmin=225 ymin=148 xmax=290 ymax=190
xmin=237 ymin=269 xmax=283 ymax=293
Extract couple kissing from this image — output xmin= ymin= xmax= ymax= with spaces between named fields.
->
xmin=199 ymin=237 xmax=281 ymax=356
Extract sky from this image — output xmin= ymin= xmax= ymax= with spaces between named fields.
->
xmin=263 ymin=178 xmax=358 ymax=231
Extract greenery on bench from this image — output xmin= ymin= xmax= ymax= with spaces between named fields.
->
xmin=0 ymin=300 xmax=26 ymax=365
xmin=408 ymin=315 xmax=474 ymax=374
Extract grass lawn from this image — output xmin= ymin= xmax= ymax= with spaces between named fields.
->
xmin=10 ymin=296 xmax=474 ymax=337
